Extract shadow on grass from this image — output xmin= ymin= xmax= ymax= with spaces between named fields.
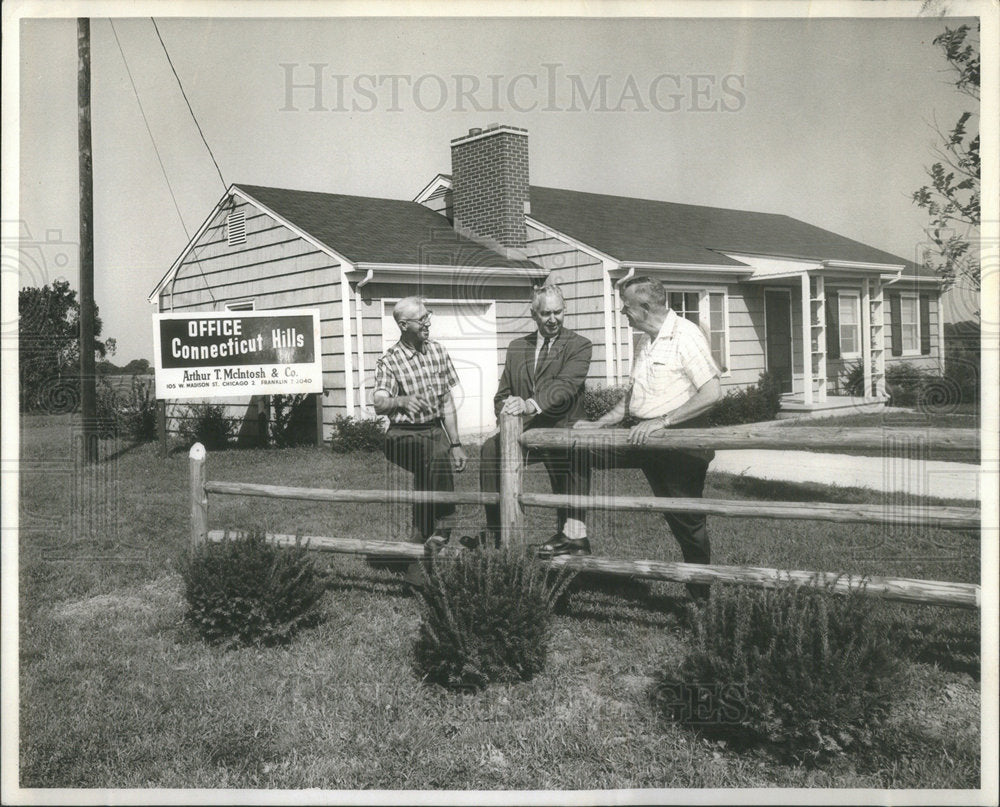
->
xmin=887 ymin=620 xmax=981 ymax=679
xmin=722 ymin=474 xmax=872 ymax=504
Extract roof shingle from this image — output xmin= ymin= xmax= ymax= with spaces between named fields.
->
xmin=235 ymin=184 xmax=538 ymax=270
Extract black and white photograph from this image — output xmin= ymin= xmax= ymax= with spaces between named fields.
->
xmin=2 ymin=0 xmax=997 ymax=803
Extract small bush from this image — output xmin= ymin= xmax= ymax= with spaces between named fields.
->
xmin=179 ymin=403 xmax=234 ymax=450
xmin=179 ymin=529 xmax=326 ymax=647
xmin=884 ymin=362 xmax=929 ymax=407
xmin=330 ymin=415 xmax=386 ymax=453
xmin=414 ymin=547 xmax=575 ymax=691
xmin=119 ymin=375 xmax=158 ymax=442
xmin=270 ymin=393 xmax=311 ymax=447
xmin=583 ymin=385 xmax=629 ymax=422
xmin=94 ymin=377 xmax=122 ymax=438
xmin=706 ymin=372 xmax=783 ymax=426
xmin=839 ymin=360 xmax=867 ymax=397
xmin=656 ymin=583 xmax=901 ymax=764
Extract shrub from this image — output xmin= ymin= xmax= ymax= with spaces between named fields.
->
xmin=94 ymin=377 xmax=122 ymax=438
xmin=706 ymin=372 xmax=783 ymax=426
xmin=583 ymin=385 xmax=628 ymax=422
xmin=179 ymin=403 xmax=234 ymax=450
xmin=656 ymin=582 xmax=901 ymax=764
xmin=840 ymin=360 xmax=867 ymax=397
xmin=119 ymin=375 xmax=158 ymax=442
xmin=330 ymin=415 xmax=386 ymax=453
xmin=179 ymin=529 xmax=326 ymax=647
xmin=413 ymin=547 xmax=575 ymax=691
xmin=884 ymin=362 xmax=929 ymax=407
xmin=270 ymin=393 xmax=311 ymax=447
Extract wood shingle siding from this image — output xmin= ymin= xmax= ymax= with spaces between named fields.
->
xmin=525 ymin=222 xmax=609 ymax=385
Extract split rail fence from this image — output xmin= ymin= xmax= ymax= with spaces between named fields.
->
xmin=189 ymin=414 xmax=981 ymax=610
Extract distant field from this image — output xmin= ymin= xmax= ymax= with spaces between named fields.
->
xmin=98 ymin=373 xmax=155 ymax=394
xmin=17 ymin=414 xmax=981 ymax=790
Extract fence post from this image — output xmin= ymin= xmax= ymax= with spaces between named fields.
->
xmin=499 ymin=412 xmax=525 ymax=545
xmin=189 ymin=442 xmax=207 ymax=553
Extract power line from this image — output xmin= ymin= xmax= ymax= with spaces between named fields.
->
xmin=150 ymin=17 xmax=228 ymax=195
xmin=109 ymin=19 xmax=217 ymax=304
xmin=109 ymin=19 xmax=191 ymax=239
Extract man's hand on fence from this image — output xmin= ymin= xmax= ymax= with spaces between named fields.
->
xmin=450 ymin=445 xmax=468 ymax=472
xmin=501 ymin=396 xmax=528 ymax=416
xmin=628 ymin=419 xmax=666 ymax=445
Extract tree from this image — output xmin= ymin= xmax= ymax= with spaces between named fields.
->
xmin=122 ymin=357 xmax=152 ymax=375
xmin=912 ymin=22 xmax=980 ymax=296
xmin=18 ymin=280 xmax=114 ymax=412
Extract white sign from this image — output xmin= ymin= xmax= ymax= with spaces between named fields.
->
xmin=152 ymin=309 xmax=323 ymax=400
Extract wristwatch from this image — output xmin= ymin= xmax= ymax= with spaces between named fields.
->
xmin=450 ymin=441 xmax=462 ymax=449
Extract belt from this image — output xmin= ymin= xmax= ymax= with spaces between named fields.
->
xmin=388 ymin=420 xmax=442 ymax=431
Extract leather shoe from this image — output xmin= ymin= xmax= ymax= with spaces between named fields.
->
xmin=536 ymin=533 xmax=591 ymax=559
xmin=424 ymin=534 xmax=450 ymax=555
xmin=459 ymin=530 xmax=501 ymax=550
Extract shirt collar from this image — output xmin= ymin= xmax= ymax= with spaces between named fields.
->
xmin=651 ymin=309 xmax=679 ymax=345
xmin=396 ymin=338 xmax=427 ymax=357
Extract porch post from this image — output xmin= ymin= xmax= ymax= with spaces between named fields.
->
xmin=862 ymin=277 xmax=873 ymax=400
xmin=815 ymin=276 xmax=827 ymax=402
xmin=872 ymin=279 xmax=887 ymax=398
xmin=800 ymin=272 xmax=813 ymax=406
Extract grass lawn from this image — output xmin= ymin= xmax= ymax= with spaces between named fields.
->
xmin=17 ymin=414 xmax=981 ymax=790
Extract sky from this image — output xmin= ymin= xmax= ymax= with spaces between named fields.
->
xmin=14 ymin=9 xmax=983 ymax=363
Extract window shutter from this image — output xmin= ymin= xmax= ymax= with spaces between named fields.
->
xmin=889 ymin=293 xmax=902 ymax=356
xmin=919 ymin=294 xmax=931 ymax=355
xmin=825 ymin=291 xmax=840 ymax=359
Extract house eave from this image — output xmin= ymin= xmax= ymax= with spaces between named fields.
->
xmin=611 ymin=261 xmax=752 ymax=277
xmin=348 ymin=262 xmax=545 ymax=286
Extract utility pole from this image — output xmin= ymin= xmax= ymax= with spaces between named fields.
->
xmin=78 ymin=18 xmax=97 ymax=463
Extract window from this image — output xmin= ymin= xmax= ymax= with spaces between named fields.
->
xmin=708 ymin=292 xmax=728 ymax=373
xmin=899 ymin=293 xmax=919 ymax=354
xmin=838 ymin=291 xmax=861 ymax=359
xmin=663 ymin=287 xmax=728 ymax=373
xmin=226 ymin=210 xmax=246 ymax=246
xmin=668 ymin=291 xmax=701 ymax=324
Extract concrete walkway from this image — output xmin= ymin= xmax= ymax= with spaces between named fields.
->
xmin=711 ymin=449 xmax=983 ymax=501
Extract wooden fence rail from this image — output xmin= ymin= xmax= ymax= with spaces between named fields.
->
xmin=519 ymin=493 xmax=980 ymax=531
xmin=188 ymin=413 xmax=981 ymax=609
xmin=520 ymin=424 xmax=980 ymax=460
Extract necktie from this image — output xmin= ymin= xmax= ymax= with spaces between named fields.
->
xmin=535 ymin=338 xmax=550 ymax=373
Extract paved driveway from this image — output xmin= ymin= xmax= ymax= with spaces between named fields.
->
xmin=712 ymin=449 xmax=983 ymax=501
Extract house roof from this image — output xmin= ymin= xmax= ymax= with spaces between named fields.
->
xmin=432 ymin=175 xmax=924 ymax=274
xmin=235 ymin=184 xmax=539 ymax=270
xmin=529 ymin=185 xmax=926 ymax=271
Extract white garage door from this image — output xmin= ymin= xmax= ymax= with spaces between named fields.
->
xmin=381 ymin=300 xmax=498 ymax=436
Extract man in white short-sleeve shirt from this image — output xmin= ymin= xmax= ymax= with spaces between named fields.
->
xmin=576 ymin=276 xmax=722 ymax=600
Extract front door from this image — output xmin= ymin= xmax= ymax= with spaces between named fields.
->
xmin=764 ymin=290 xmax=793 ymax=394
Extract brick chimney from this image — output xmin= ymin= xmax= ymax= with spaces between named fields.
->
xmin=450 ymin=124 xmax=529 ymax=259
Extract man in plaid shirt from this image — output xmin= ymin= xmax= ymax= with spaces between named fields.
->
xmin=575 ymin=276 xmax=722 ymax=600
xmin=372 ymin=297 xmax=468 ymax=553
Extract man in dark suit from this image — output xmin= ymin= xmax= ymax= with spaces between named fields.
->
xmin=479 ymin=284 xmax=593 ymax=556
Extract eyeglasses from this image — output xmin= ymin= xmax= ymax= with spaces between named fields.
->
xmin=405 ymin=313 xmax=432 ymax=326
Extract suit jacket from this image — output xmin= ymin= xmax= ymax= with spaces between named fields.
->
xmin=493 ymin=328 xmax=592 ymax=428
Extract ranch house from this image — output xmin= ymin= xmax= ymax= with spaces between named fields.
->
xmin=149 ymin=124 xmax=943 ymax=441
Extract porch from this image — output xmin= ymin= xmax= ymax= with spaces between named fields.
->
xmin=776 ymin=392 xmax=888 ymax=420
xmin=734 ymin=254 xmax=904 ymax=411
